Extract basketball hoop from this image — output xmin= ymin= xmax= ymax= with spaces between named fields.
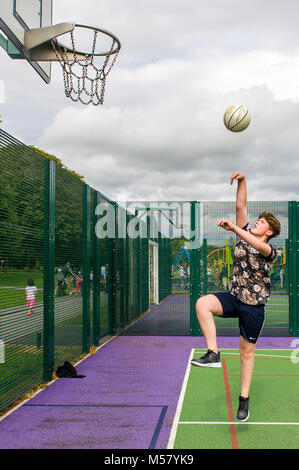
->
xmin=50 ymin=24 xmax=121 ymax=105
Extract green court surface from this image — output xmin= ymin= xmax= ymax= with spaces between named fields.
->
xmin=169 ymin=349 xmax=299 ymax=449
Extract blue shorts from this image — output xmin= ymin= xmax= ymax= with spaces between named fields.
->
xmin=213 ymin=292 xmax=265 ymax=344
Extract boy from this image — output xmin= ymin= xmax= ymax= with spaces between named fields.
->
xmin=191 ymin=171 xmax=281 ymax=421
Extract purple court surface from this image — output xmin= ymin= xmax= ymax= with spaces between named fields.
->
xmin=0 ymin=335 xmax=297 ymax=449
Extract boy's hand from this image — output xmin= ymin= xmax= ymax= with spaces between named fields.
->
xmin=230 ymin=171 xmax=245 ymax=185
xmin=217 ymin=219 xmax=235 ymax=231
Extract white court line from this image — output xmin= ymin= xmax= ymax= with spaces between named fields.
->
xmin=179 ymin=421 xmax=299 ymax=426
xmin=167 ymin=348 xmax=299 ymax=447
xmin=167 ymin=348 xmax=194 ymax=449
xmin=194 ymin=348 xmax=292 ymax=349
xmin=194 ymin=350 xmax=291 ymax=359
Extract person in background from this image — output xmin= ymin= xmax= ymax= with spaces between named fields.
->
xmin=76 ymin=271 xmax=83 ymax=295
xmin=24 ymin=278 xmax=38 ymax=316
xmin=54 ymin=262 xmax=76 ymax=295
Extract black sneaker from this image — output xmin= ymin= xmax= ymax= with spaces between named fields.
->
xmin=237 ymin=396 xmax=250 ymax=422
xmin=191 ymin=349 xmax=221 ymax=368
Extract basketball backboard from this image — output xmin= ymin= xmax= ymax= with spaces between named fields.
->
xmin=0 ymin=0 xmax=52 ymax=83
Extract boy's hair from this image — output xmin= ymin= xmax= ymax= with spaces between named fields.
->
xmin=27 ymin=278 xmax=35 ymax=286
xmin=258 ymin=211 xmax=281 ymax=240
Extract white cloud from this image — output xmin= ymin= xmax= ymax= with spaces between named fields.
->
xmin=1 ymin=0 xmax=299 ymax=202
xmin=39 ymin=74 xmax=299 ymax=201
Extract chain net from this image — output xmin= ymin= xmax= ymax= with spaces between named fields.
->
xmin=51 ymin=28 xmax=120 ymax=105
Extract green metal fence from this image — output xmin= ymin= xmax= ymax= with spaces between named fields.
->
xmin=198 ymin=200 xmax=290 ymax=337
xmin=287 ymin=201 xmax=299 ymax=337
xmin=0 ymin=130 xmax=156 ymax=411
xmin=1 ymin=128 xmax=299 ymax=412
xmin=0 ymin=133 xmax=46 ymax=409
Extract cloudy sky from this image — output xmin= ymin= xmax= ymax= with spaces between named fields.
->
xmin=1 ymin=0 xmax=299 ymax=203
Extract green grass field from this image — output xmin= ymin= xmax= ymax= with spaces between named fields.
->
xmin=0 ymin=271 xmax=44 ymax=287
xmin=169 ymin=349 xmax=299 ymax=449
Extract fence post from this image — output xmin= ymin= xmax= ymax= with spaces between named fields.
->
xmin=82 ymin=184 xmax=91 ymax=353
xmin=189 ymin=201 xmax=201 ymax=336
xmin=43 ymin=159 xmax=55 ymax=381
xmin=124 ymin=211 xmax=130 ymax=325
xmin=92 ymin=191 xmax=101 ymax=346
xmin=119 ymin=206 xmax=126 ymax=329
xmin=134 ymin=210 xmax=141 ymax=315
xmin=108 ymin=201 xmax=116 ymax=335
xmin=202 ymin=238 xmax=208 ymax=295
xmin=287 ymin=201 xmax=299 ymax=336
xmin=142 ymin=234 xmax=150 ymax=314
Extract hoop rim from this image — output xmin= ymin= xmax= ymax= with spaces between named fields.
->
xmin=55 ymin=23 xmax=121 ymax=57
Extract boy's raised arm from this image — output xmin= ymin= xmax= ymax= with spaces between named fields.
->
xmin=230 ymin=171 xmax=248 ymax=228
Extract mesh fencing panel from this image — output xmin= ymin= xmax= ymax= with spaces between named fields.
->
xmin=0 ymin=130 xmax=45 ymax=410
xmin=200 ymin=201 xmax=289 ymax=336
xmin=120 ymin=200 xmax=289 ymax=337
xmin=121 ymin=202 xmax=189 ymax=335
xmin=53 ymin=165 xmax=84 ymax=369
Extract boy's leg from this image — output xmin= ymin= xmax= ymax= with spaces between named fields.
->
xmin=236 ymin=335 xmax=255 ymax=421
xmin=195 ymin=294 xmax=223 ymax=353
xmin=191 ymin=294 xmax=223 ymax=368
xmin=239 ymin=335 xmax=256 ymax=398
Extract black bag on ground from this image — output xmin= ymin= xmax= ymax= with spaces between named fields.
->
xmin=56 ymin=361 xmax=85 ymax=378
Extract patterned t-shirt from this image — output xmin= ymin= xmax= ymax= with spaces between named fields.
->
xmin=229 ymin=223 xmax=278 ymax=305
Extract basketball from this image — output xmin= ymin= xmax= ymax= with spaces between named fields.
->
xmin=223 ymin=105 xmax=251 ymax=132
